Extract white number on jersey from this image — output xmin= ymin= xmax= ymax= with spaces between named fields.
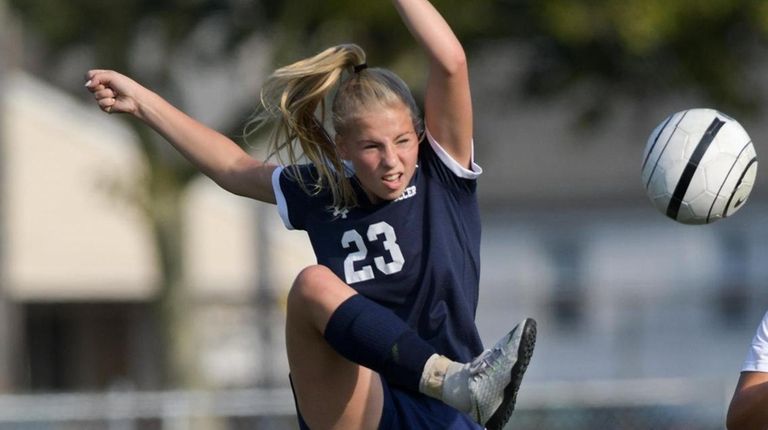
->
xmin=341 ymin=229 xmax=375 ymax=284
xmin=342 ymin=221 xmax=404 ymax=284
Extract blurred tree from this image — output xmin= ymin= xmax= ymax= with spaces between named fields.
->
xmin=265 ymin=0 xmax=768 ymax=125
xmin=0 ymin=0 xmax=21 ymax=394
xmin=0 ymin=0 xmax=7 ymax=392
xmin=7 ymin=0 xmax=272 ymax=390
xmin=9 ymin=0 xmax=768 ymax=390
xmin=520 ymin=0 xmax=768 ymax=125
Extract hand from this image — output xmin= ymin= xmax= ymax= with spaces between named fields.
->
xmin=84 ymin=69 xmax=142 ymax=115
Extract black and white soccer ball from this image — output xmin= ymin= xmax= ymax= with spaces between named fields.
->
xmin=641 ymin=108 xmax=758 ymax=225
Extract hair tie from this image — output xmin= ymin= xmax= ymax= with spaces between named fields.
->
xmin=353 ymin=63 xmax=368 ymax=73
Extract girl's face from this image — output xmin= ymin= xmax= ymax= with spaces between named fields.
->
xmin=337 ymin=104 xmax=419 ymax=204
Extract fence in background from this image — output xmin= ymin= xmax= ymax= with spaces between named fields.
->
xmin=511 ymin=377 xmax=731 ymax=430
xmin=0 ymin=377 xmax=733 ymax=430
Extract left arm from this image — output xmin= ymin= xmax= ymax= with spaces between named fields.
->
xmin=727 ymin=371 xmax=768 ymax=430
xmin=392 ymin=0 xmax=473 ymax=168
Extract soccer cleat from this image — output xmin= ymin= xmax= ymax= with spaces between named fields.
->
xmin=467 ymin=318 xmax=536 ymax=430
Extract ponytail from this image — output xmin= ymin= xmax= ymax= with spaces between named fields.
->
xmin=247 ymin=43 xmax=421 ymax=210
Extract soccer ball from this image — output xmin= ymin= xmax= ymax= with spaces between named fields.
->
xmin=641 ymin=108 xmax=758 ymax=225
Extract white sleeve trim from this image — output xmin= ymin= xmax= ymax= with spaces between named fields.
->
xmin=426 ymin=129 xmax=483 ymax=179
xmin=742 ymin=311 xmax=768 ymax=372
xmin=271 ymin=166 xmax=294 ymax=230
xmin=742 ymin=361 xmax=768 ymax=372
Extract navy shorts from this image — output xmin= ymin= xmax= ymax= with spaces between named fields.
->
xmin=291 ymin=376 xmax=482 ymax=429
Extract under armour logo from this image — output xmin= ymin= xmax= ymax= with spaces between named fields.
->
xmin=332 ymin=207 xmax=349 ymax=219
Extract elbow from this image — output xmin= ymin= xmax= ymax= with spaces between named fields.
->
xmin=443 ymin=51 xmax=468 ymax=77
xmin=216 ymin=155 xmax=275 ymax=202
xmin=432 ymin=46 xmax=467 ymax=77
xmin=211 ymin=155 xmax=255 ymax=195
xmin=212 ymin=176 xmax=242 ymax=196
xmin=450 ymin=51 xmax=468 ymax=76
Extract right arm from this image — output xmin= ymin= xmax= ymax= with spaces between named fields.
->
xmin=727 ymin=371 xmax=768 ymax=430
xmin=391 ymin=0 xmax=473 ymax=168
xmin=85 ymin=69 xmax=277 ymax=203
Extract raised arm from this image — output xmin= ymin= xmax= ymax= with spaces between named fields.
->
xmin=727 ymin=371 xmax=768 ymax=430
xmin=392 ymin=0 xmax=473 ymax=168
xmin=84 ymin=69 xmax=277 ymax=203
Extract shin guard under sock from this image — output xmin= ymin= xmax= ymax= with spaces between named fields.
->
xmin=323 ymin=294 xmax=435 ymax=391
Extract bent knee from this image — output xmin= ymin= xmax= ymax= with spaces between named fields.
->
xmin=287 ymin=265 xmax=355 ymax=315
xmin=289 ymin=265 xmax=336 ymax=301
xmin=293 ymin=265 xmax=336 ymax=288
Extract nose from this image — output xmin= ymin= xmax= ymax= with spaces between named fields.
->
xmin=381 ymin=144 xmax=398 ymax=168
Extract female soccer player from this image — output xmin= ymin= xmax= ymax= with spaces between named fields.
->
xmin=85 ymin=0 xmax=536 ymax=428
xmin=727 ymin=310 xmax=768 ymax=429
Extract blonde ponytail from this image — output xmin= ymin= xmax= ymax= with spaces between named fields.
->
xmin=247 ymin=43 xmax=422 ymax=210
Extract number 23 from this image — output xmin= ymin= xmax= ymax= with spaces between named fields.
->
xmin=341 ymin=221 xmax=404 ymax=284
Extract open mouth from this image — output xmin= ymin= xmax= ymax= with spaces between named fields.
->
xmin=382 ymin=173 xmax=403 ymax=190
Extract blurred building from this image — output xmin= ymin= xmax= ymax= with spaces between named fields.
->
xmin=0 ymin=72 xmax=314 ymax=392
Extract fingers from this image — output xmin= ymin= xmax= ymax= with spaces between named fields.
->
xmin=95 ymin=87 xmax=117 ymax=113
xmin=84 ymin=69 xmax=112 ymax=88
xmin=97 ymin=95 xmax=116 ymax=113
xmin=84 ymin=70 xmax=109 ymax=97
xmin=93 ymin=85 xmax=116 ymax=100
xmin=85 ymin=77 xmax=117 ymax=113
xmin=84 ymin=69 xmax=132 ymax=114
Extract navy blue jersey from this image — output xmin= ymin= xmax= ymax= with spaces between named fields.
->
xmin=272 ymin=132 xmax=484 ymax=361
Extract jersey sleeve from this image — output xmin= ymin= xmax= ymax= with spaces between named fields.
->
xmin=421 ymin=129 xmax=483 ymax=193
xmin=271 ymin=164 xmax=319 ymax=231
xmin=742 ymin=311 xmax=768 ymax=372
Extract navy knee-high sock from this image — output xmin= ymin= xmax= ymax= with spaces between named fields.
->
xmin=323 ymin=294 xmax=436 ymax=391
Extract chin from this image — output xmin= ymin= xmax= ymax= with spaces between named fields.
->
xmin=386 ymin=189 xmax=406 ymax=201
xmin=372 ymin=190 xmax=400 ymax=202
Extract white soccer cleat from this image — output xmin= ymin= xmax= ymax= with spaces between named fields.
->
xmin=467 ymin=318 xmax=536 ymax=430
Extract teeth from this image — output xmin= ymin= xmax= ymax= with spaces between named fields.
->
xmin=383 ymin=174 xmax=399 ymax=181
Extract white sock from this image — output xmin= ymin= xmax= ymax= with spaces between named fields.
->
xmin=418 ymin=354 xmax=471 ymax=412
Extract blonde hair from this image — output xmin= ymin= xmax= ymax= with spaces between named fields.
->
xmin=246 ymin=44 xmax=423 ymax=210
